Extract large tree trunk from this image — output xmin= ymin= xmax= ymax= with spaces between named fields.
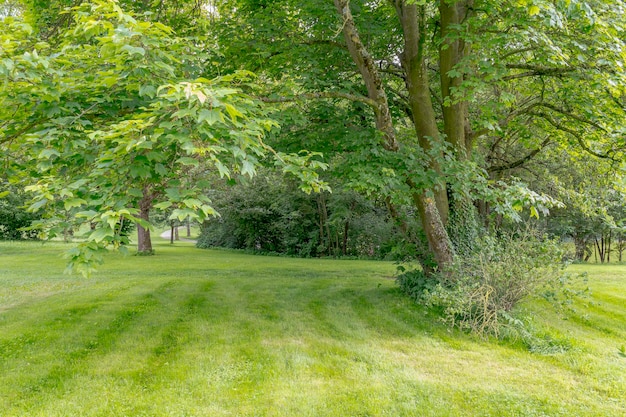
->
xmin=394 ymin=1 xmax=450 ymax=225
xmin=394 ymin=1 xmax=455 ymax=267
xmin=439 ymin=0 xmax=472 ymax=155
xmin=136 ymin=186 xmax=154 ymax=254
xmin=335 ymin=0 xmax=455 ymax=273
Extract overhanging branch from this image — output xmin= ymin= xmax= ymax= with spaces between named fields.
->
xmin=259 ymin=91 xmax=381 ymax=113
xmin=530 ymin=111 xmax=616 ymax=160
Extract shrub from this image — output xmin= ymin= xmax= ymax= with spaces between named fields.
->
xmin=0 ymin=187 xmax=40 ymax=240
xmin=398 ymin=230 xmax=576 ymax=339
xmin=196 ymin=172 xmax=397 ymax=258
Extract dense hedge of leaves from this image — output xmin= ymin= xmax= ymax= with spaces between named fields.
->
xmin=196 ymin=172 xmax=399 ymax=258
xmin=0 ymin=188 xmax=40 ymax=240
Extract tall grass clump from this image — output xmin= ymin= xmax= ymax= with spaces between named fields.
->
xmin=398 ymin=230 xmax=580 ymax=340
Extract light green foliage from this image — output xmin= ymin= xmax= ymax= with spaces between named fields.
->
xmin=0 ymin=1 xmax=327 ymax=273
xmin=0 ymin=241 xmax=624 ymax=416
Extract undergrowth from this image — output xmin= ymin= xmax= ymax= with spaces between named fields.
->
xmin=397 ymin=230 xmax=588 ymax=342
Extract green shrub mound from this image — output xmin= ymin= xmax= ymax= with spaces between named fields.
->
xmin=196 ymin=173 xmax=398 ymax=259
xmin=398 ymin=231 xmax=580 ymax=339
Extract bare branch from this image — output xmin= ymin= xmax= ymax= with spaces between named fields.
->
xmin=259 ymin=91 xmax=380 ymax=112
xmin=499 ymin=46 xmax=535 ymax=60
xmin=488 ymin=136 xmax=551 ymax=173
xmin=537 ymin=102 xmax=606 ymax=132
xmin=502 ymin=64 xmax=576 ymax=81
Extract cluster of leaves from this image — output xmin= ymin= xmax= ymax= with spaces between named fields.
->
xmin=1 ymin=1 xmax=328 ymax=273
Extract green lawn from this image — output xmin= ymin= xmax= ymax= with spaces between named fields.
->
xmin=0 ymin=241 xmax=624 ymax=416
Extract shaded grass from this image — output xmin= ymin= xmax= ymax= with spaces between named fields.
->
xmin=0 ymin=241 xmax=624 ymax=416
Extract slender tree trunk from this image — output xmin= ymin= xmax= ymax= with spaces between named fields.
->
xmin=573 ymin=235 xmax=587 ymax=262
xmin=137 ymin=190 xmax=153 ymax=254
xmin=342 ymin=220 xmax=349 ymax=256
xmin=606 ymin=230 xmax=613 ymax=263
xmin=186 ymin=217 xmax=191 ymax=237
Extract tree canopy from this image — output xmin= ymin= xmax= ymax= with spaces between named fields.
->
xmin=1 ymin=0 xmax=625 ymax=276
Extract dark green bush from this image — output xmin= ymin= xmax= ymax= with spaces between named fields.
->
xmin=196 ymin=172 xmax=397 ymax=258
xmin=0 ymin=187 xmax=40 ymax=240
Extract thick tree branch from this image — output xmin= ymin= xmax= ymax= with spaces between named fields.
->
xmin=0 ymin=118 xmax=48 ymax=145
xmin=334 ymin=0 xmax=398 ymax=151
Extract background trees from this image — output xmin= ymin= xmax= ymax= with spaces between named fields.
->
xmin=2 ymin=0 xmax=625 ymax=272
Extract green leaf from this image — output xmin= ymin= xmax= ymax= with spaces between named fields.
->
xmin=64 ymin=198 xmax=87 ymax=210
xmin=139 ymin=84 xmax=156 ymax=98
xmin=120 ymin=45 xmax=146 ymax=56
xmin=176 ymin=157 xmax=199 ymax=167
xmin=241 ymin=159 xmax=256 ymax=177
xmin=154 ymin=201 xmax=173 ymax=210
xmin=225 ymin=104 xmax=244 ymax=120
xmin=530 ymin=206 xmax=539 ymax=219
xmin=198 ymin=109 xmax=223 ymax=126
xmin=76 ymin=210 xmax=99 ymax=219
xmin=39 ymin=149 xmax=61 ymax=159
xmin=154 ymin=163 xmax=168 ymax=176
xmin=89 ymin=227 xmax=113 ymax=243
xmin=28 ymin=199 xmax=48 ymax=211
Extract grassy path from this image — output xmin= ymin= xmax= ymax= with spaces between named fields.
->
xmin=0 ymin=241 xmax=624 ymax=416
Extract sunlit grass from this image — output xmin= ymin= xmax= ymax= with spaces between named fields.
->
xmin=0 ymin=240 xmax=624 ymax=416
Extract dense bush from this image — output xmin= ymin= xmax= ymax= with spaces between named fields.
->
xmin=196 ymin=173 xmax=398 ymax=258
xmin=398 ymin=230 xmax=576 ymax=338
xmin=0 ymin=187 xmax=40 ymax=240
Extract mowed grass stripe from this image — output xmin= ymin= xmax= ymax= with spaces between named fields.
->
xmin=0 ymin=242 xmax=625 ymax=416
xmin=1 ymin=279 xmax=186 ymax=412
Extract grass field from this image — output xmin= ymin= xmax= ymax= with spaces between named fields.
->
xmin=0 ymin=240 xmax=624 ymax=416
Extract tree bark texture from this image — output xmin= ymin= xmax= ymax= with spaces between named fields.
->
xmin=439 ymin=0 xmax=472 ymax=154
xmin=137 ymin=186 xmax=154 ymax=253
xmin=334 ymin=0 xmax=456 ymax=272
xmin=394 ymin=0 xmax=450 ymax=225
